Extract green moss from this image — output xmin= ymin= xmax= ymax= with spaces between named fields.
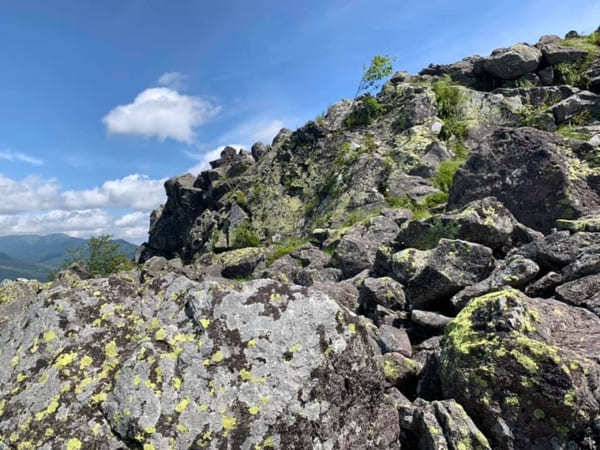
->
xmin=344 ymin=95 xmax=385 ymax=128
xmin=230 ymin=221 xmax=261 ymax=249
xmin=433 ymin=75 xmax=468 ymax=140
xmin=266 ymin=237 xmax=309 ymax=266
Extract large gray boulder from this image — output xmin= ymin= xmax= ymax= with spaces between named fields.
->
xmin=482 ymin=44 xmax=542 ymax=79
xmin=0 ymin=274 xmax=397 ymax=449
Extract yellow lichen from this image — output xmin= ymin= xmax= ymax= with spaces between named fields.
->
xmin=43 ymin=330 xmax=57 ymax=342
xmin=66 ymin=438 xmax=82 ymax=450
xmin=222 ymin=415 xmax=237 ymax=432
xmin=55 ymin=351 xmax=78 ymax=369
xmin=175 ymin=397 xmax=191 ymax=413
xmin=79 ymin=355 xmax=93 ymax=370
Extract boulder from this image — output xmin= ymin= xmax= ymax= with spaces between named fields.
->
xmin=0 ymin=275 xmax=402 ymax=449
xmin=517 ymin=230 xmax=600 ymax=271
xmin=334 ymin=215 xmax=400 ymax=278
xmin=386 ymin=172 xmax=442 ymax=203
xmin=406 ymin=399 xmax=492 ymax=450
xmin=391 ymin=239 xmax=495 ymax=310
xmin=551 ymin=91 xmax=600 ymax=124
xmin=537 ymin=34 xmax=562 ymax=45
xmin=210 ymin=247 xmax=266 ymax=278
xmin=408 ymin=141 xmax=453 ymax=178
xmin=251 ymin=142 xmax=267 ymax=161
xmin=395 ymin=197 xmax=542 ymax=253
xmin=441 ymin=288 xmax=600 ymax=449
xmin=524 ymin=271 xmax=563 ymax=298
xmin=450 ymin=255 xmax=540 ymax=312
xmin=482 ymin=44 xmax=542 ymax=80
xmin=360 ymin=276 xmax=407 ymax=310
xmin=562 ymin=244 xmax=600 ymax=281
xmin=377 ymin=325 xmax=412 ymax=356
xmin=556 ymin=273 xmax=600 ymax=316
xmin=411 ymin=310 xmax=453 ymax=333
xmin=448 ymin=128 xmax=600 ymax=233
xmin=541 ymin=43 xmax=588 ymax=65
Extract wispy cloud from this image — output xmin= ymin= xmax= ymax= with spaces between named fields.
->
xmin=103 ymin=87 xmax=220 ymax=143
xmin=0 ymin=151 xmax=43 ymax=166
xmin=157 ymin=72 xmax=188 ymax=91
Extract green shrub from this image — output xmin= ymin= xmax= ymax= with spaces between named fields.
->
xmin=556 ymin=62 xmax=588 ymax=88
xmin=230 ymin=222 xmax=261 ymax=249
xmin=433 ymin=160 xmax=464 ymax=193
xmin=432 ymin=76 xmax=468 ymax=140
xmin=267 ymin=237 xmax=309 ymax=266
xmin=344 ymin=95 xmax=385 ymax=128
xmin=355 ymin=55 xmax=395 ymax=97
xmin=51 ymin=235 xmax=134 ymax=279
xmin=385 ymin=196 xmax=431 ymax=220
xmin=421 ymin=192 xmax=449 ymax=208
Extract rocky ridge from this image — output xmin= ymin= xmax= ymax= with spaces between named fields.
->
xmin=3 ymin=28 xmax=600 ymax=449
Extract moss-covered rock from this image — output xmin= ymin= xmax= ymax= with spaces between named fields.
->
xmin=441 ymin=288 xmax=600 ymax=449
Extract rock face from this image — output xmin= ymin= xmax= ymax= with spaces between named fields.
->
xmin=5 ymin=28 xmax=600 ymax=450
xmin=448 ymin=127 xmax=600 ymax=232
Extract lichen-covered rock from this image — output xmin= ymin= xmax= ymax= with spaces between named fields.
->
xmin=391 ymin=239 xmax=495 ymax=310
xmin=360 ymin=276 xmax=406 ymax=310
xmin=517 ymin=230 xmax=600 ymax=271
xmin=482 ymin=44 xmax=542 ymax=80
xmin=450 ymin=255 xmax=540 ymax=312
xmin=406 ymin=399 xmax=492 ymax=450
xmin=334 ymin=215 xmax=400 ymax=278
xmin=395 ymin=197 xmax=542 ymax=253
xmin=449 ymin=128 xmax=600 ymax=232
xmin=556 ymin=273 xmax=600 ymax=316
xmin=441 ymin=288 xmax=600 ymax=449
xmin=0 ymin=273 xmax=402 ymax=449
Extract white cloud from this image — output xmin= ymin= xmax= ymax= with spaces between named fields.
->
xmin=102 ymin=87 xmax=220 ymax=143
xmin=0 ymin=175 xmax=61 ymax=214
xmin=186 ymin=145 xmax=245 ymax=175
xmin=0 ymin=209 xmax=151 ymax=244
xmin=249 ymin=119 xmax=285 ymax=144
xmin=62 ymin=174 xmax=166 ymax=211
xmin=0 ymin=173 xmax=167 ymax=243
xmin=0 ymin=151 xmax=43 ymax=166
xmin=157 ymin=72 xmax=188 ymax=90
xmin=114 ymin=211 xmax=148 ymax=228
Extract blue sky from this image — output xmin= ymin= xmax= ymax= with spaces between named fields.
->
xmin=0 ymin=0 xmax=599 ymax=243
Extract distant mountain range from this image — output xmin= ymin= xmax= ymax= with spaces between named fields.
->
xmin=0 ymin=234 xmax=137 ymax=282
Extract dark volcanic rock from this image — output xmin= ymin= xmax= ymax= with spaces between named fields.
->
xmin=448 ymin=127 xmax=600 ymax=232
xmin=334 ymin=215 xmax=400 ymax=278
xmin=441 ymin=288 xmax=600 ymax=450
xmin=556 ymin=273 xmax=600 ymax=316
xmin=395 ymin=197 xmax=542 ymax=253
xmin=391 ymin=239 xmax=495 ymax=310
xmin=482 ymin=44 xmax=542 ymax=80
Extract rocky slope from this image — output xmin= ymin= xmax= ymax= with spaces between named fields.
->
xmin=2 ymin=29 xmax=600 ymax=449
